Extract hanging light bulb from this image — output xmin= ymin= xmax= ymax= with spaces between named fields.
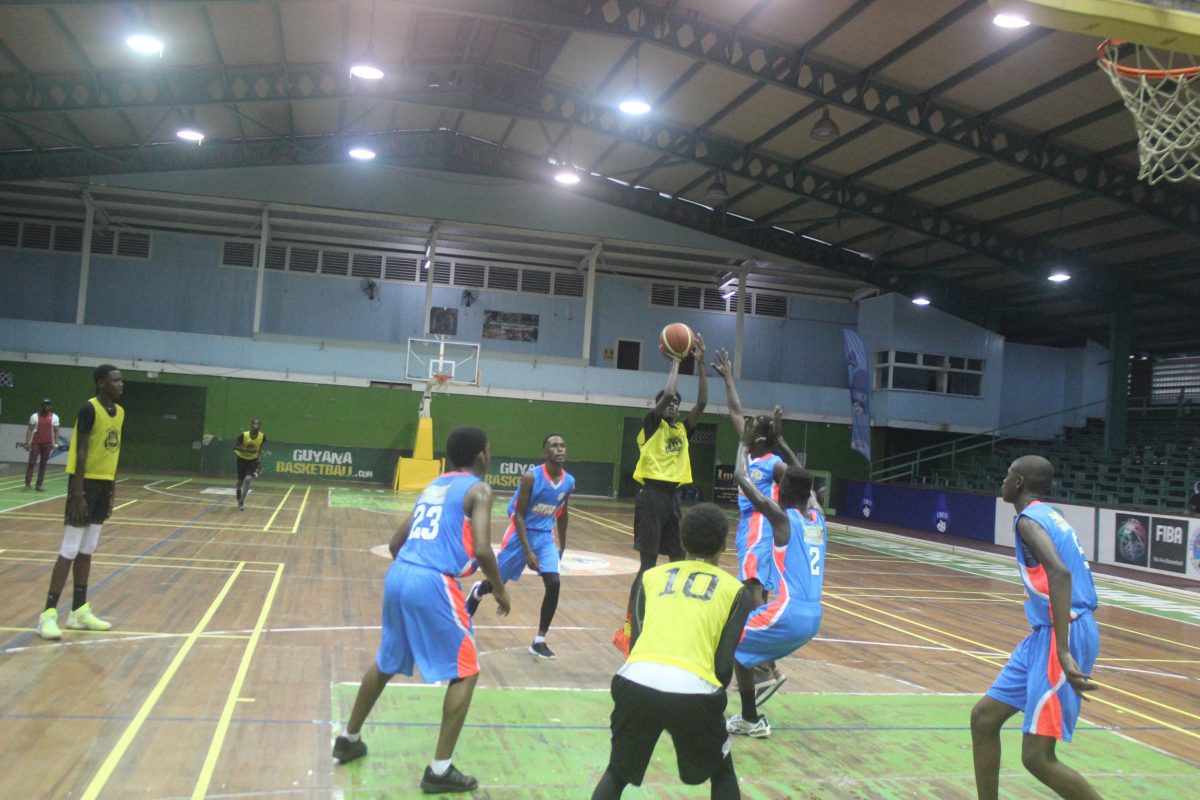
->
xmin=810 ymin=106 xmax=840 ymax=141
xmin=349 ymin=3 xmax=384 ymax=79
xmin=703 ymin=172 xmax=729 ymax=204
xmin=619 ymin=41 xmax=652 ymax=115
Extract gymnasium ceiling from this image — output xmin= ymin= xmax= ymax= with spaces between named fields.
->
xmin=1 ymin=0 xmax=1199 ymax=354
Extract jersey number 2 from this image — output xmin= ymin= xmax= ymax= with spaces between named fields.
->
xmin=808 ymin=545 xmax=821 ymax=576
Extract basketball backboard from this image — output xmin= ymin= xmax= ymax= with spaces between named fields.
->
xmin=988 ymin=0 xmax=1200 ymax=53
xmin=405 ymin=337 xmax=480 ymax=385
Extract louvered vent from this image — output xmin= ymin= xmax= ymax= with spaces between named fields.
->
xmin=385 ymin=256 xmax=417 ymax=281
xmin=754 ymin=292 xmax=787 ymax=318
xmin=20 ymin=222 xmax=51 ymax=250
xmin=521 ymin=269 xmax=551 ymax=294
xmin=432 ymin=260 xmax=451 ymax=284
xmin=116 ymin=231 xmax=150 ymax=258
xmin=351 ymin=253 xmax=383 ymax=279
xmin=52 ymin=225 xmax=83 ymax=252
xmin=0 ymin=219 xmax=18 ymax=247
xmin=320 ymin=250 xmax=350 ymax=276
xmin=650 ymin=284 xmax=675 ymax=307
xmin=702 ymin=288 xmax=727 ymax=311
xmin=453 ymin=263 xmax=485 ymax=287
xmin=289 ymin=247 xmax=319 ymax=272
xmin=676 ymin=286 xmax=702 ymax=309
xmin=488 ymin=265 xmax=519 ymax=290
xmin=264 ymin=245 xmax=287 ymax=270
xmin=553 ymin=272 xmax=584 ymax=297
xmin=91 ymin=230 xmax=115 ymax=255
xmin=222 ymin=240 xmax=256 ymax=267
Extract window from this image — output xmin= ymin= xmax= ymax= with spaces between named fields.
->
xmin=648 ymin=280 xmax=787 ymax=318
xmin=1151 ymin=356 xmax=1200 ymax=404
xmin=874 ymin=350 xmax=985 ymax=397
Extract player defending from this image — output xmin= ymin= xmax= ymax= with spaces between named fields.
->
xmin=36 ymin=365 xmax=124 ymax=640
xmin=465 ymin=433 xmax=573 ymax=659
xmin=613 ymin=332 xmax=707 ymax=656
xmin=725 ymin=418 xmax=826 ymax=738
xmin=592 ymin=503 xmax=754 ymax=800
xmin=332 ymin=427 xmax=511 ymax=794
xmin=712 ymin=348 xmax=802 ymax=703
xmin=233 ymin=418 xmax=265 ymax=511
xmin=970 ymin=455 xmax=1101 ymax=800
xmin=23 ymin=397 xmax=61 ymax=492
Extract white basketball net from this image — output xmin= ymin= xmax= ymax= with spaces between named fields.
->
xmin=1099 ymin=40 xmax=1200 ymax=184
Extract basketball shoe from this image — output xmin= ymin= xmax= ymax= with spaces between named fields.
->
xmin=726 ymin=713 xmax=771 ymax=738
xmin=420 ymin=763 xmax=477 ymax=793
xmin=332 ymin=735 xmax=367 ymax=764
xmin=529 ymin=641 xmax=555 ymax=659
xmin=67 ymin=603 xmax=111 ymax=631
xmin=37 ymin=608 xmax=62 ymax=640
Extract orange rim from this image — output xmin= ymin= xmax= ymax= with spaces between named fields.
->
xmin=1098 ymin=38 xmax=1200 ymax=80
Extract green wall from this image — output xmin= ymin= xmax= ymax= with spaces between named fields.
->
xmin=0 ymin=360 xmax=873 ymax=492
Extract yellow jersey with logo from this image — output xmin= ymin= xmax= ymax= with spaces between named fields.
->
xmin=67 ymin=397 xmax=124 ymax=480
xmin=235 ymin=430 xmax=264 ymax=460
xmin=633 ymin=417 xmax=692 ymax=485
xmin=626 ymin=560 xmax=743 ymax=686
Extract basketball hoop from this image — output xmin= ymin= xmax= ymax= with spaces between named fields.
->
xmin=1098 ymin=39 xmax=1200 ymax=184
xmin=431 ymin=372 xmax=453 ymax=391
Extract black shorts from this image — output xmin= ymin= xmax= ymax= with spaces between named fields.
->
xmin=606 ymin=675 xmax=731 ymax=786
xmin=633 ymin=483 xmax=683 ymax=558
xmin=64 ymin=479 xmax=114 ymax=526
xmin=236 ymin=458 xmax=261 ymax=482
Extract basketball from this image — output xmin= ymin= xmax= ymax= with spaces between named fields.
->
xmin=659 ymin=323 xmax=695 ymax=360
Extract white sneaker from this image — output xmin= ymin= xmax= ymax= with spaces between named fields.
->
xmin=726 ymin=713 xmax=771 ymax=738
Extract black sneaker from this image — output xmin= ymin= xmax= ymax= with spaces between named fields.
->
xmin=420 ymin=764 xmax=478 ymax=793
xmin=332 ymin=735 xmax=367 ymax=764
xmin=464 ymin=584 xmax=482 ymax=617
xmin=529 ymin=641 xmax=555 ymax=659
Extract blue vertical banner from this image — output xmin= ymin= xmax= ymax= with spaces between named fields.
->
xmin=842 ymin=329 xmax=872 ymax=463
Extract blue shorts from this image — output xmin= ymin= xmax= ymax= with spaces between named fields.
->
xmin=376 ymin=560 xmax=479 ymax=683
xmin=736 ymin=511 xmax=778 ymax=592
xmin=987 ymin=613 xmax=1100 ymax=742
xmin=496 ymin=519 xmax=560 ymax=583
xmin=735 ymin=600 xmax=822 ymax=668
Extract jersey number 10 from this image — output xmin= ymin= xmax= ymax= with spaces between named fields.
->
xmin=658 ymin=567 xmax=718 ymax=601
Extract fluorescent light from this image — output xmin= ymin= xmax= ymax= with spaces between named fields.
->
xmin=176 ymin=128 xmax=204 ymax=142
xmin=348 ymin=147 xmax=376 ymax=160
xmin=555 ymin=168 xmax=581 ymax=185
xmin=911 ymin=295 xmax=931 ymax=306
xmin=1048 ymin=272 xmax=1071 ymax=282
xmin=992 ymin=13 xmax=1031 ymax=28
xmin=349 ymin=64 xmax=385 ymax=80
xmin=618 ymin=97 xmax=652 ymax=115
xmin=126 ymin=34 xmax=164 ymax=55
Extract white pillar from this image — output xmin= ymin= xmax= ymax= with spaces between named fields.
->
xmin=252 ymin=205 xmax=269 ymax=336
xmin=581 ymin=241 xmax=601 ymax=362
xmin=733 ymin=266 xmax=748 ymax=379
xmin=75 ymin=191 xmax=94 ymax=326
xmin=423 ymin=225 xmax=440 ymax=336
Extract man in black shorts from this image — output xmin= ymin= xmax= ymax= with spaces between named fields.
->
xmin=233 ymin=418 xmax=265 ymax=511
xmin=593 ymin=503 xmax=753 ymax=799
xmin=36 ymin=365 xmax=125 ymax=640
xmin=613 ymin=332 xmax=706 ymax=655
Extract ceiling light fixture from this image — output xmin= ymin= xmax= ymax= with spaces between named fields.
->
xmin=704 ymin=172 xmax=729 ymax=204
xmin=911 ymin=295 xmax=931 ymax=306
xmin=992 ymin=13 xmax=1031 ymax=29
xmin=554 ymin=165 xmax=581 ymax=185
xmin=1048 ymin=271 xmax=1071 ymax=282
xmin=810 ymin=106 xmax=841 ymax=141
xmin=619 ymin=37 xmax=652 ymax=115
xmin=349 ymin=3 xmax=384 ymax=80
xmin=176 ymin=127 xmax=204 ymax=142
xmin=349 ymin=147 xmax=376 ymax=160
xmin=127 ymin=33 xmax=164 ymax=56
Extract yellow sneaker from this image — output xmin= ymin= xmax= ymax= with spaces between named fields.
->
xmin=37 ymin=608 xmax=62 ymax=640
xmin=66 ymin=603 xmax=112 ymax=631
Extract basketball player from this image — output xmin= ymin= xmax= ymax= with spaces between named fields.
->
xmin=613 ymin=332 xmax=707 ymax=656
xmin=23 ymin=397 xmax=60 ymax=491
xmin=725 ymin=418 xmax=826 ymax=738
xmin=970 ymin=455 xmax=1101 ymax=800
xmin=36 ymin=365 xmax=124 ymax=640
xmin=592 ymin=503 xmax=754 ymax=800
xmin=233 ymin=418 xmax=265 ymax=511
xmin=712 ymin=349 xmax=803 ymax=703
xmin=333 ymin=427 xmax=510 ymax=794
xmin=465 ymin=433 xmax=573 ymax=659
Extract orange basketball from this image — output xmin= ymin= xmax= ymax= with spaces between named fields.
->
xmin=659 ymin=322 xmax=695 ymax=360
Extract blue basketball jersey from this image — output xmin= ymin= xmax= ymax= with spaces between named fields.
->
xmin=777 ymin=507 xmax=826 ymax=605
xmin=506 ymin=464 xmax=574 ymax=539
xmin=737 ymin=453 xmax=782 ymax=516
xmin=1013 ymin=501 xmax=1098 ymax=628
xmin=397 ymin=471 xmax=480 ymax=577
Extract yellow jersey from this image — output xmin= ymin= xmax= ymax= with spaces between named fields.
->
xmin=626 ymin=560 xmax=744 ymax=686
xmin=235 ymin=430 xmax=264 ymax=460
xmin=67 ymin=397 xmax=124 ymax=480
xmin=633 ymin=416 xmax=692 ymax=485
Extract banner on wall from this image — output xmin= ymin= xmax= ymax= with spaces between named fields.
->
xmin=1098 ymin=509 xmax=1199 ymax=581
xmin=839 ymin=480 xmax=996 ymax=542
xmin=841 ymin=329 xmax=872 ymax=462
xmin=485 ymin=457 xmax=612 ymax=497
xmin=201 ymin=440 xmax=399 ymax=483
xmin=483 ymin=311 xmax=539 ymax=342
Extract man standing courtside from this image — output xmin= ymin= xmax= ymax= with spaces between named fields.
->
xmin=970 ymin=455 xmax=1101 ymax=800
xmin=613 ymin=332 xmax=706 ymax=656
xmin=23 ymin=397 xmax=60 ymax=492
xmin=36 ymin=366 xmax=124 ymax=640
xmin=233 ymin=417 xmax=265 ymax=511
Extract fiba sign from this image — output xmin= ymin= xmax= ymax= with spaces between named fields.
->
xmin=1150 ymin=520 xmax=1187 ymax=574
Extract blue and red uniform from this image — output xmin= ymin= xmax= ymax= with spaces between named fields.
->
xmin=736 ymin=453 xmax=782 ymax=591
xmin=496 ymin=464 xmax=575 ymax=582
xmin=735 ymin=506 xmax=826 ymax=667
xmin=377 ymin=472 xmax=481 ymax=682
xmin=988 ymin=501 xmax=1099 ymax=741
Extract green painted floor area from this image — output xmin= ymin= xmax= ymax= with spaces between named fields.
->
xmin=331 ymin=686 xmax=1198 ymax=799
xmin=329 ymin=487 xmax=410 ymax=512
xmin=0 ymin=472 xmax=68 ymax=510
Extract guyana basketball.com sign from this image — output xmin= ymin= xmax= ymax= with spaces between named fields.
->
xmin=202 ymin=439 xmax=396 ymax=483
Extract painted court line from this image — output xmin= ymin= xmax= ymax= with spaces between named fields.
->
xmin=193 ymin=562 xmax=285 ymax=799
xmin=290 ymin=486 xmax=311 ymax=534
xmin=80 ymin=563 xmax=246 ymax=800
xmin=262 ymin=484 xmax=294 ymax=531
xmin=163 ymin=478 xmax=193 ymax=490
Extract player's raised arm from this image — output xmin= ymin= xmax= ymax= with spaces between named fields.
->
xmin=711 ymin=348 xmax=745 ymax=438
xmin=772 ymin=406 xmax=802 ymax=470
xmin=687 ymin=333 xmax=707 ymax=428
xmin=652 ymin=356 xmax=682 ymax=419
xmin=466 ymin=481 xmax=510 ymax=615
xmin=734 ymin=418 xmax=789 ymax=538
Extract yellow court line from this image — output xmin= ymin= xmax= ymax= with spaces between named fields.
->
xmin=571 ymin=507 xmax=633 ymax=536
xmin=0 ymin=547 xmax=283 ymax=567
xmin=262 ymin=485 xmax=294 ymax=532
xmin=825 ymin=595 xmax=1200 ymax=742
xmin=0 ymin=511 xmax=279 ymax=533
xmin=0 ymin=626 xmax=249 ymax=640
xmin=112 ymin=499 xmax=137 ymax=512
xmin=80 ymin=563 xmax=245 ymax=800
xmin=163 ymin=478 xmax=193 ymax=490
xmin=290 ymin=487 xmax=311 ymax=535
xmin=193 ymin=562 xmax=285 ymax=799
xmin=0 ymin=555 xmax=250 ymax=574
xmin=827 ymin=593 xmax=1008 ymax=655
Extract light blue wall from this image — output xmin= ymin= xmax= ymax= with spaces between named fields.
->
xmin=0 ymin=247 xmax=80 ymax=323
xmin=857 ymin=293 xmax=1006 ymax=432
xmin=1001 ymin=339 xmax=1108 ymax=437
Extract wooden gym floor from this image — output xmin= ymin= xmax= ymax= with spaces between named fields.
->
xmin=0 ymin=471 xmax=1197 ymax=798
